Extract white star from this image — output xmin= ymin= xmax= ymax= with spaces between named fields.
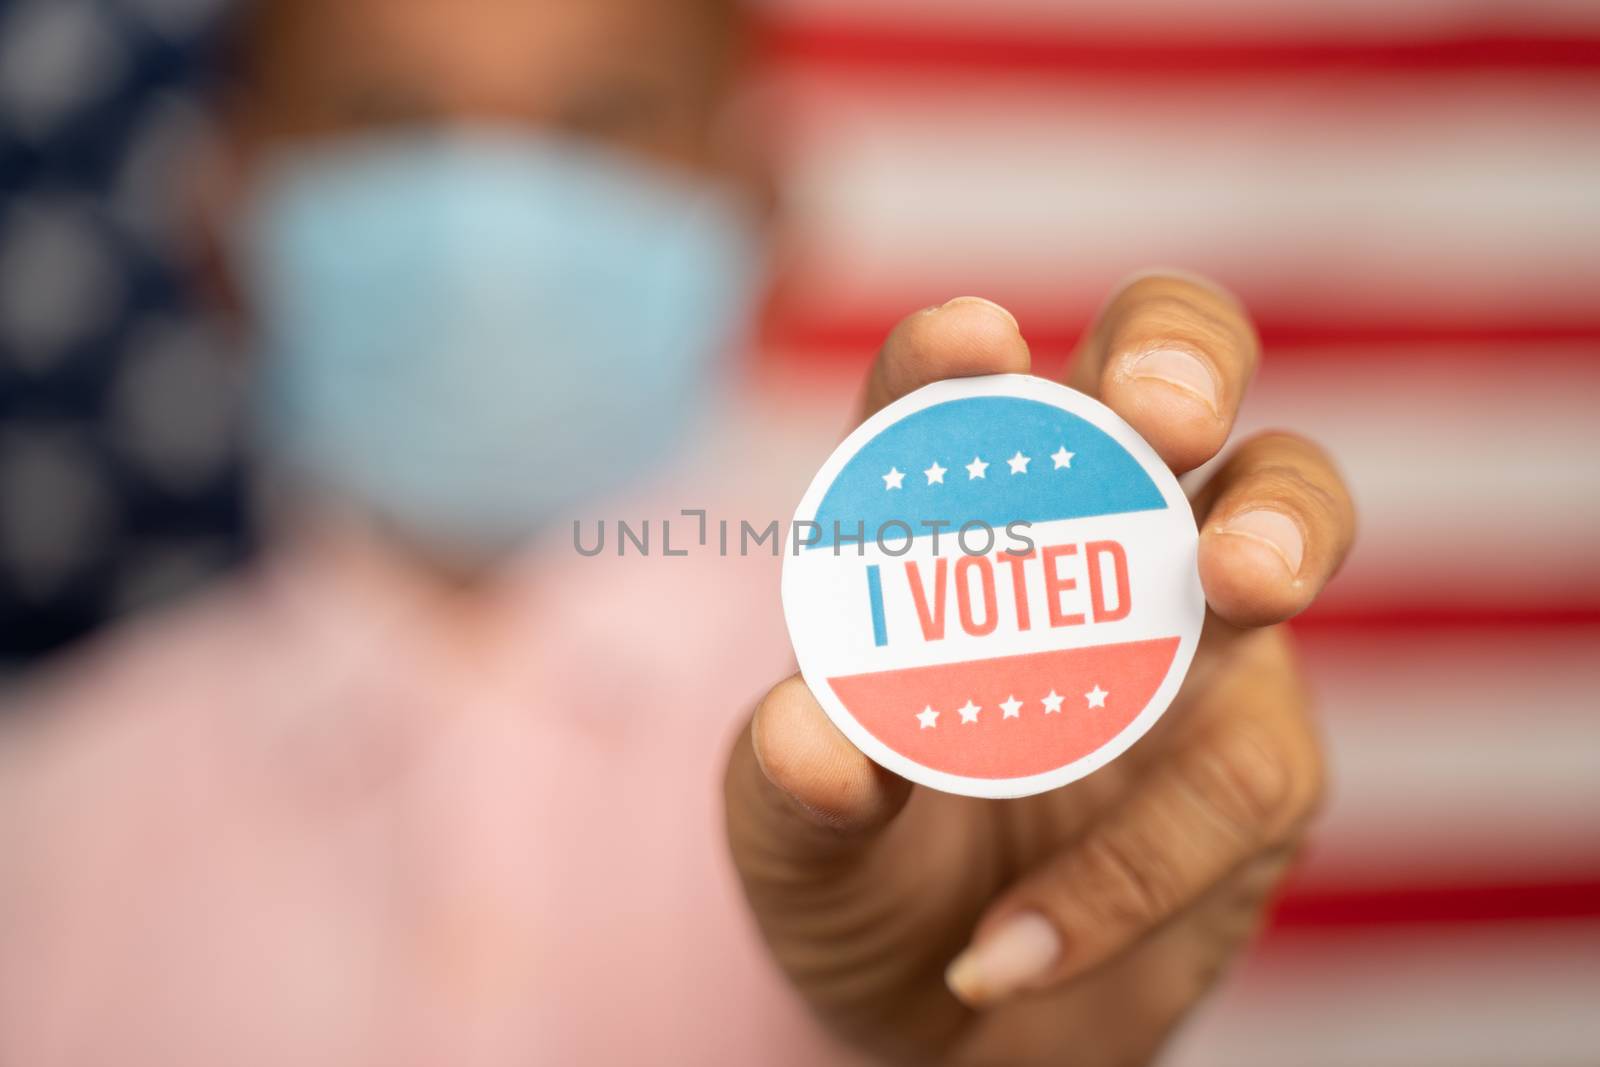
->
xmin=958 ymin=699 xmax=982 ymax=724
xmin=1051 ymin=446 xmax=1075 ymax=470
xmin=1041 ymin=690 xmax=1064 ymax=714
xmin=1000 ymin=695 xmax=1023 ymax=719
xmin=883 ymin=467 xmax=905 ymax=490
xmin=965 ymin=456 xmax=989 ymax=480
xmin=916 ymin=705 xmax=939 ymax=729
xmin=1007 ymin=451 xmax=1031 ymax=475
xmin=1085 ymin=685 xmax=1109 ymax=709
xmin=924 ymin=461 xmax=947 ymax=485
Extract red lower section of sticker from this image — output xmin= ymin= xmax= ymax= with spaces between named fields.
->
xmin=828 ymin=636 xmax=1181 ymax=779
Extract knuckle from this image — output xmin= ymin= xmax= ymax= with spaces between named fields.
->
xmin=1113 ymin=276 xmax=1257 ymax=358
xmin=1238 ymin=433 xmax=1351 ymax=507
xmin=1253 ymin=462 xmax=1341 ymax=521
xmin=1074 ymin=827 xmax=1183 ymax=931
xmin=1120 ymin=297 xmax=1238 ymax=355
xmin=1224 ymin=437 xmax=1354 ymax=541
xmin=1187 ymin=720 xmax=1300 ymax=844
xmin=1248 ymin=428 xmax=1326 ymax=458
xmin=1117 ymin=270 xmax=1239 ymax=314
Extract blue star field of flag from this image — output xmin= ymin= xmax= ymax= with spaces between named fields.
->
xmin=0 ymin=0 xmax=254 ymax=670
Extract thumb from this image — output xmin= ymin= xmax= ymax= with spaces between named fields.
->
xmin=728 ymin=293 xmax=1023 ymax=868
xmin=725 ymin=675 xmax=911 ymax=886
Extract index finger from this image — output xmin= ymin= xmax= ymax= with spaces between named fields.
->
xmin=859 ymin=296 xmax=1031 ymax=422
xmin=1067 ymin=272 xmax=1261 ymax=474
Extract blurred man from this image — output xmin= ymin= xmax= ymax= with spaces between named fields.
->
xmin=0 ymin=1 xmax=1354 ymax=1064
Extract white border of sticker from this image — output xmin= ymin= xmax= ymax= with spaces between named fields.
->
xmin=782 ymin=373 xmax=1204 ymax=799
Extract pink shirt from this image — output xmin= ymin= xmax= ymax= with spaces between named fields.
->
xmin=0 ymin=508 xmax=855 ymax=1065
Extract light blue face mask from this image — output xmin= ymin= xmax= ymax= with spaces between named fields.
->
xmin=235 ymin=130 xmax=761 ymax=557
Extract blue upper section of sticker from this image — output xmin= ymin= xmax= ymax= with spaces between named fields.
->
xmin=808 ymin=396 xmax=1165 ymax=548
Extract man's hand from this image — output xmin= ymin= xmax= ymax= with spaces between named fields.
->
xmin=725 ymin=277 xmax=1356 ymax=1065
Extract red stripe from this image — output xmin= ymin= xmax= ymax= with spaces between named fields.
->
xmin=757 ymin=22 xmax=1600 ymax=78
xmin=762 ymin=312 xmax=1600 ymax=363
xmin=1271 ymin=878 xmax=1600 ymax=928
xmin=1289 ymin=607 xmax=1600 ymax=631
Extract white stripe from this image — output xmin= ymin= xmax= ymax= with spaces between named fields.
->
xmin=1218 ymin=348 xmax=1600 ymax=610
xmin=775 ymin=76 xmax=1600 ymax=322
xmin=755 ymin=352 xmax=1600 ymax=609
xmin=1299 ymin=627 xmax=1600 ymax=885
xmin=787 ymin=510 xmax=1197 ymax=674
xmin=1168 ymin=924 xmax=1600 ymax=1067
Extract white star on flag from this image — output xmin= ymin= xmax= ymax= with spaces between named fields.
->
xmin=1051 ymin=446 xmax=1075 ymax=469
xmin=924 ymin=461 xmax=947 ymax=485
xmin=1007 ymin=451 xmax=1031 ymax=475
xmin=883 ymin=467 xmax=905 ymax=490
xmin=916 ymin=705 xmax=939 ymax=729
xmin=958 ymin=700 xmax=982 ymax=724
xmin=1041 ymin=690 xmax=1064 ymax=714
xmin=1085 ymin=685 xmax=1109 ymax=709
xmin=1000 ymin=695 xmax=1023 ymax=719
xmin=965 ymin=456 xmax=988 ymax=480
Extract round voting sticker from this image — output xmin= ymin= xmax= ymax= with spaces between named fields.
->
xmin=782 ymin=374 xmax=1204 ymax=799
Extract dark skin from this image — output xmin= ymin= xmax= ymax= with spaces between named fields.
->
xmin=220 ymin=3 xmax=1357 ymax=1062
xmin=209 ymin=0 xmax=759 ymax=586
xmin=225 ymin=0 xmax=743 ymax=167
xmin=728 ymin=288 xmax=1354 ymax=1064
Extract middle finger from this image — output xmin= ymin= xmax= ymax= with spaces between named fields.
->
xmin=1065 ymin=272 xmax=1261 ymax=474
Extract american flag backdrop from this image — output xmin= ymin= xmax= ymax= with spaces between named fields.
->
xmin=0 ymin=0 xmax=249 ymax=669
xmin=747 ymin=1 xmax=1600 ymax=1063
xmin=0 ymin=0 xmax=1594 ymax=1062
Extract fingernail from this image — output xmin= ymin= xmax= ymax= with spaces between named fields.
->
xmin=1216 ymin=509 xmax=1304 ymax=576
xmin=945 ymin=911 xmax=1060 ymax=1007
xmin=1120 ymin=348 xmax=1219 ymax=414
xmin=940 ymin=295 xmax=1019 ymax=331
